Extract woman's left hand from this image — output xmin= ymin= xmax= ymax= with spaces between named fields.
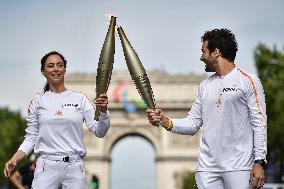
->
xmin=95 ymin=94 xmax=108 ymax=113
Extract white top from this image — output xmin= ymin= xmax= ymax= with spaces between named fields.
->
xmin=18 ymin=90 xmax=110 ymax=157
xmin=171 ymin=67 xmax=267 ymax=172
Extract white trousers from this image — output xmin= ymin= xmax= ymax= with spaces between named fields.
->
xmin=32 ymin=156 xmax=87 ymax=189
xmin=195 ymin=171 xmax=252 ymax=189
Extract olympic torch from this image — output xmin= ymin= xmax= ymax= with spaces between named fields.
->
xmin=117 ymin=26 xmax=159 ymax=126
xmin=95 ymin=16 xmax=116 ymax=121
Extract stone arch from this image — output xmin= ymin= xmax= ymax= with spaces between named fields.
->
xmin=105 ymin=127 xmax=162 ymax=156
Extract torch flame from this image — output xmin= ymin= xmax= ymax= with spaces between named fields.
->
xmin=105 ymin=12 xmax=116 ymax=20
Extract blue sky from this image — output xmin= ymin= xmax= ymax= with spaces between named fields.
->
xmin=0 ymin=0 xmax=283 ymax=113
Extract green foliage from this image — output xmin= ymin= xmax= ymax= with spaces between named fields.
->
xmin=254 ymin=43 xmax=284 ymax=182
xmin=0 ymin=107 xmax=27 ymax=185
xmin=181 ymin=172 xmax=198 ymax=189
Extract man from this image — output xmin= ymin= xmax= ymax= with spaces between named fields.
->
xmin=147 ymin=28 xmax=267 ymax=189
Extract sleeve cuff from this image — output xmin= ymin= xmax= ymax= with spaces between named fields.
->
xmin=99 ymin=110 xmax=110 ymax=119
xmin=18 ymin=140 xmax=34 ymax=156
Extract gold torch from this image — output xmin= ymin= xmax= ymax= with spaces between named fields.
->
xmin=117 ymin=26 xmax=160 ymax=126
xmin=95 ymin=16 xmax=116 ymax=121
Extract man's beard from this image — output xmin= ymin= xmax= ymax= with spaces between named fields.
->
xmin=204 ymin=61 xmax=215 ymax=72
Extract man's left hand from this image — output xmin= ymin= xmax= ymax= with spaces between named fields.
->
xmin=249 ymin=163 xmax=265 ymax=189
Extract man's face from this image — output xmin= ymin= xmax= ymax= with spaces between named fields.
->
xmin=200 ymin=41 xmax=217 ymax=72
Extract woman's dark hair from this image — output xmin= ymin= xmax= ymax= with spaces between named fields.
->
xmin=201 ymin=28 xmax=238 ymax=62
xmin=41 ymin=51 xmax=67 ymax=92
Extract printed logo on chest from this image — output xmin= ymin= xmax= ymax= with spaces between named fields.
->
xmin=220 ymin=86 xmax=242 ymax=101
xmin=61 ymin=103 xmax=79 ymax=108
xmin=53 ymin=103 xmax=79 ymax=117
xmin=222 ymin=87 xmax=238 ymax=93
xmin=54 ymin=110 xmax=63 ymax=117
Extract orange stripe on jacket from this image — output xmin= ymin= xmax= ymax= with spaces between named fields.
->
xmin=27 ymin=93 xmax=43 ymax=115
xmin=69 ymin=90 xmax=96 ymax=111
xmin=238 ymin=69 xmax=266 ymax=128
xmin=83 ymin=93 xmax=96 ymax=111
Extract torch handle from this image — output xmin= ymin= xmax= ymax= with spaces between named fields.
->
xmin=150 ymin=108 xmax=161 ymax=127
xmin=94 ymin=107 xmax=100 ymax=121
xmin=95 ymin=68 xmax=112 ymax=121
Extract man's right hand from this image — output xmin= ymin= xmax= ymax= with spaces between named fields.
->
xmin=146 ymin=108 xmax=162 ymax=126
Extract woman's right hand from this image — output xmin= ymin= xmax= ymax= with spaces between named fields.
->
xmin=4 ymin=158 xmax=17 ymax=178
xmin=3 ymin=150 xmax=26 ymax=178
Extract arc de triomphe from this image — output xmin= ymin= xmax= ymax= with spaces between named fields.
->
xmin=65 ymin=70 xmax=204 ymax=189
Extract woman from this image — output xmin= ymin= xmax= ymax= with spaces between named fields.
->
xmin=4 ymin=51 xmax=110 ymax=188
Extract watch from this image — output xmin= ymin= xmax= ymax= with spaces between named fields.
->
xmin=254 ymin=159 xmax=267 ymax=168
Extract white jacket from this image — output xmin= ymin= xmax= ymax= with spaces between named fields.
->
xmin=19 ymin=90 xmax=110 ymax=157
xmin=171 ymin=67 xmax=267 ymax=171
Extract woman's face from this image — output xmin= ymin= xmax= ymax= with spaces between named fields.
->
xmin=42 ymin=54 xmax=65 ymax=86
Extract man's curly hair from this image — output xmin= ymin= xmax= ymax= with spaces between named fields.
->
xmin=201 ymin=28 xmax=238 ymax=62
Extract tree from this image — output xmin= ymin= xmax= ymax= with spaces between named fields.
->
xmin=0 ymin=107 xmax=27 ymax=186
xmin=254 ymin=43 xmax=284 ymax=182
xmin=181 ymin=172 xmax=198 ymax=189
